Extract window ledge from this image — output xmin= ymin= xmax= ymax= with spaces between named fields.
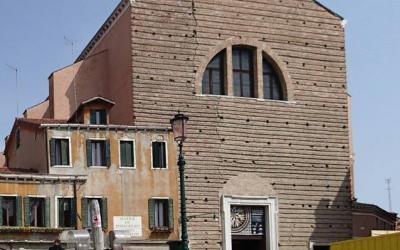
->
xmin=151 ymin=167 xmax=169 ymax=170
xmin=151 ymin=227 xmax=173 ymax=233
xmin=196 ymin=94 xmax=296 ymax=104
xmin=89 ymin=166 xmax=109 ymax=169
xmin=0 ymin=227 xmax=63 ymax=233
xmin=52 ymin=165 xmax=72 ymax=168
xmin=119 ymin=166 xmax=136 ymax=170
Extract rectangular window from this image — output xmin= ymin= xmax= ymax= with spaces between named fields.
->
xmin=81 ymin=197 xmax=108 ymax=229
xmin=152 ymin=141 xmax=166 ymax=169
xmin=1 ymin=197 xmax=17 ymax=226
xmin=28 ymin=198 xmax=46 ymax=227
xmin=57 ymin=198 xmax=75 ymax=228
xmin=148 ymin=198 xmax=173 ymax=231
xmin=120 ymin=140 xmax=135 ymax=168
xmin=90 ymin=110 xmax=107 ymax=125
xmin=233 ymin=48 xmax=255 ymax=98
xmin=50 ymin=138 xmax=70 ymax=166
xmin=86 ymin=140 xmax=110 ymax=167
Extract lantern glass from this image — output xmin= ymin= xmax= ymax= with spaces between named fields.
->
xmin=170 ymin=113 xmax=189 ymax=143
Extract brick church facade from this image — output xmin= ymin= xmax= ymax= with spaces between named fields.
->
xmin=1 ymin=1 xmax=353 ymax=249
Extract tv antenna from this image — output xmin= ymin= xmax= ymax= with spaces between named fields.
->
xmin=64 ymin=36 xmax=74 ymax=59
xmin=6 ymin=64 xmax=19 ymax=117
xmin=385 ymin=178 xmax=393 ymax=212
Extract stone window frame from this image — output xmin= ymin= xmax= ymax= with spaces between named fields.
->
xmin=222 ymin=195 xmax=279 ymax=250
xmin=148 ymin=197 xmax=174 ymax=232
xmin=151 ymin=140 xmax=168 ymax=170
xmin=118 ymin=138 xmax=136 ymax=169
xmin=54 ymin=195 xmax=75 ymax=229
xmin=24 ymin=195 xmax=50 ymax=228
xmin=196 ymin=38 xmax=293 ymax=102
xmin=49 ymin=136 xmax=72 ymax=168
xmin=86 ymin=138 xmax=110 ymax=168
xmin=0 ymin=194 xmax=20 ymax=227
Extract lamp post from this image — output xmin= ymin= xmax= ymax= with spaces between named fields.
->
xmin=170 ymin=112 xmax=190 ymax=250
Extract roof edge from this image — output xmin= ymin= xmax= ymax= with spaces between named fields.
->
xmin=313 ymin=0 xmax=344 ymax=20
xmin=75 ymin=0 xmax=130 ymax=62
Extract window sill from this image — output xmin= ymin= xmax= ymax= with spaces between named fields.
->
xmin=0 ymin=227 xmax=63 ymax=233
xmin=120 ymin=166 xmax=136 ymax=170
xmin=151 ymin=227 xmax=173 ymax=233
xmin=151 ymin=167 xmax=169 ymax=170
xmin=88 ymin=166 xmax=109 ymax=169
xmin=52 ymin=165 xmax=72 ymax=168
xmin=196 ymin=94 xmax=296 ymax=104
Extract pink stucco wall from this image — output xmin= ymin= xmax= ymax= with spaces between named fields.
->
xmin=6 ymin=124 xmax=47 ymax=173
xmin=24 ymin=100 xmax=50 ymax=119
xmin=48 ymin=9 xmax=132 ymax=124
xmin=49 ymin=51 xmax=108 ymax=120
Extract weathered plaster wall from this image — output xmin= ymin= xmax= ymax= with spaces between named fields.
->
xmin=6 ymin=125 xmax=47 ymax=173
xmin=46 ymin=128 xmax=179 ymax=239
xmin=129 ymin=0 xmax=352 ymax=249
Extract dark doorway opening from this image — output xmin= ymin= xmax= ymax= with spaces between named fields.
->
xmin=314 ymin=246 xmax=330 ymax=250
xmin=232 ymin=237 xmax=265 ymax=250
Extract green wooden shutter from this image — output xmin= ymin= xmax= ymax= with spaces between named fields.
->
xmin=127 ymin=141 xmax=133 ymax=167
xmin=100 ymin=110 xmax=107 ymax=125
xmin=90 ymin=111 xmax=96 ymax=124
xmin=86 ymin=140 xmax=92 ymax=167
xmin=152 ymin=142 xmax=158 ymax=168
xmin=58 ymin=198 xmax=64 ymax=228
xmin=45 ymin=197 xmax=51 ymax=227
xmin=50 ymin=139 xmax=56 ymax=166
xmin=148 ymin=199 xmax=155 ymax=230
xmin=0 ymin=196 xmax=3 ymax=226
xmin=101 ymin=198 xmax=108 ymax=229
xmin=61 ymin=139 xmax=69 ymax=165
xmin=161 ymin=142 xmax=166 ymax=168
xmin=168 ymin=199 xmax=174 ymax=229
xmin=70 ymin=198 xmax=77 ymax=228
xmin=105 ymin=140 xmax=111 ymax=167
xmin=24 ymin=197 xmax=30 ymax=226
xmin=120 ymin=141 xmax=126 ymax=166
xmin=81 ymin=198 xmax=88 ymax=228
xmin=16 ymin=196 xmax=22 ymax=226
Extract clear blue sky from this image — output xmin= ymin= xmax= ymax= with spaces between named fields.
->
xmin=0 ymin=1 xmax=399 ymax=213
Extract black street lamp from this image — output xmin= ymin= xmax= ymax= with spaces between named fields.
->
xmin=170 ymin=112 xmax=190 ymax=250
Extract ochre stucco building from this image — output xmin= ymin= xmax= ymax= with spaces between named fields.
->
xmin=1 ymin=1 xmax=354 ymax=249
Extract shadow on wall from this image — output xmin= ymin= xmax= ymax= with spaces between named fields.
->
xmin=309 ymin=171 xmax=353 ymax=249
xmin=65 ymin=50 xmax=109 ymax=123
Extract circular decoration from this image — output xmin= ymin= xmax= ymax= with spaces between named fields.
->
xmin=230 ymin=206 xmax=250 ymax=233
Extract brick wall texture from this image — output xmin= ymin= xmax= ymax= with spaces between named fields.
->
xmin=129 ymin=0 xmax=352 ymax=249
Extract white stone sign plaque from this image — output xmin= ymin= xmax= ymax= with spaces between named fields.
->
xmin=113 ymin=216 xmax=142 ymax=237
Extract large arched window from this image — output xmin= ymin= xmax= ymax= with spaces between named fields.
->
xmin=202 ymin=50 xmax=226 ymax=95
xmin=233 ymin=48 xmax=255 ymax=98
xmin=201 ymin=44 xmax=287 ymax=101
xmin=263 ymin=59 xmax=283 ymax=100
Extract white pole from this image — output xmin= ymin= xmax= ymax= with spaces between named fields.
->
xmin=90 ymin=199 xmax=104 ymax=250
